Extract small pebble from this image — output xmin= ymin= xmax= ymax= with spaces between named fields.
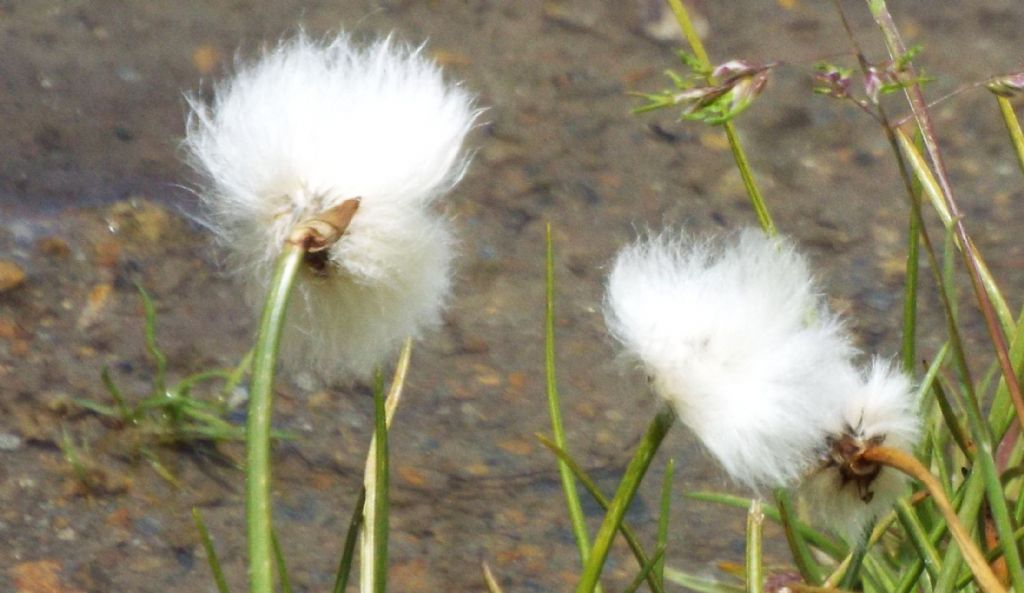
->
xmin=0 ymin=260 xmax=26 ymax=292
xmin=0 ymin=432 xmax=23 ymax=451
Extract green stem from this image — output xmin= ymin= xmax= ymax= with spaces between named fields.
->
xmin=664 ymin=0 xmax=777 ymax=236
xmin=656 ymin=459 xmax=675 ymax=591
xmin=332 ymin=488 xmax=366 ymax=593
xmin=545 ymin=223 xmax=597 ymax=576
xmin=371 ymin=370 xmax=389 ymax=593
xmin=247 ymin=244 xmax=304 ymax=593
xmin=746 ymin=500 xmax=764 ymax=593
xmin=193 ymin=508 xmax=232 ymax=593
xmin=776 ymin=489 xmax=823 ymax=585
xmin=996 ymin=95 xmax=1024 ymax=178
xmin=575 ymin=408 xmax=676 ymax=593
xmin=537 ymin=434 xmax=666 ymax=593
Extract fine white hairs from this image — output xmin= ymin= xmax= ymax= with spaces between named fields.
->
xmin=603 ymin=228 xmax=920 ymax=538
xmin=184 ymin=32 xmax=478 ymax=380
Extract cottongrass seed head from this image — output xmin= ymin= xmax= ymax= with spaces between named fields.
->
xmin=604 ymin=227 xmax=922 ymax=539
xmin=801 ymin=358 xmax=921 ymax=539
xmin=603 ymin=228 xmax=859 ymax=490
xmin=184 ymin=32 xmax=478 ymax=380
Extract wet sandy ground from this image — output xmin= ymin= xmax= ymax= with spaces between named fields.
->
xmin=1 ymin=1 xmax=1023 ymax=591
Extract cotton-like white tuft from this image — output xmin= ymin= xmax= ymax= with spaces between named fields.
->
xmin=183 ymin=33 xmax=477 ymax=380
xmin=603 ymin=229 xmax=860 ymax=490
xmin=801 ymin=358 xmax=921 ymax=539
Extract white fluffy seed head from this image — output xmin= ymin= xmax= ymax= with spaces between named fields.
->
xmin=603 ymin=229 xmax=859 ymax=490
xmin=184 ymin=32 xmax=478 ymax=380
xmin=801 ymin=359 xmax=921 ymax=540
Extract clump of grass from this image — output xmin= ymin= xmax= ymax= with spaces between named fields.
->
xmin=71 ymin=284 xmax=263 ymax=488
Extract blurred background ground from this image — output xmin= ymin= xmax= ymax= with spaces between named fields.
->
xmin=1 ymin=1 xmax=1022 ymax=591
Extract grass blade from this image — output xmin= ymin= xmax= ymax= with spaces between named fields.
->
xmin=775 ymin=488 xmax=824 ymax=585
xmin=192 ymin=508 xmax=231 ymax=593
xmin=136 ymin=283 xmax=168 ymax=397
xmin=656 ymin=459 xmax=675 ymax=590
xmin=574 ymin=408 xmax=676 ymax=593
xmin=994 ymin=94 xmax=1024 ymax=179
xmin=687 ymin=491 xmax=845 ymax=559
xmin=663 ymin=567 xmax=744 ymax=593
xmin=745 ymin=500 xmax=764 ymax=593
xmin=623 ymin=546 xmax=667 ymax=593
xmin=536 ymin=434 xmax=666 ymax=593
xmin=332 ymin=488 xmax=366 ymax=593
xmin=861 ymin=446 xmax=1007 ymax=593
xmin=482 ymin=561 xmax=506 ymax=593
xmin=271 ymin=529 xmax=293 ymax=593
xmin=359 ymin=340 xmax=413 ymax=593
xmin=545 ymin=223 xmax=597 ymax=577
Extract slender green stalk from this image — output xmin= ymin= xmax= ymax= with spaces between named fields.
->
xmin=359 ymin=340 xmax=412 ymax=593
xmin=663 ymin=0 xmax=777 ymax=236
xmin=901 ymin=136 xmax=922 ymax=370
xmin=271 ymin=530 xmax=293 ymax=593
xmin=575 ymin=408 xmax=676 ymax=593
xmin=545 ymin=223 xmax=596 ymax=575
xmin=193 ymin=508 xmax=231 ymax=593
xmin=371 ymin=370 xmax=389 ymax=593
xmin=895 ymin=499 xmax=942 ymax=581
xmin=687 ymin=491 xmax=846 ymax=559
xmin=959 ymin=375 xmax=1024 ymax=592
xmin=663 ymin=568 xmax=744 ymax=593
xmin=836 ymin=540 xmax=866 ymax=592
xmin=656 ymin=460 xmax=675 ymax=591
xmin=745 ymin=500 xmax=764 ymax=593
xmin=247 ymin=244 xmax=305 ymax=593
xmin=876 ymin=3 xmax=1024 ymax=440
xmin=537 ymin=434 xmax=666 ymax=593
xmin=332 ymin=488 xmax=366 ymax=593
xmin=995 ymin=95 xmax=1024 ymax=178
xmin=775 ymin=489 xmax=823 ymax=585
xmin=624 ymin=547 xmax=667 ymax=593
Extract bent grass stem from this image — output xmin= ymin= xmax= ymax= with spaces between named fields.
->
xmin=860 ymin=445 xmax=1007 ymax=593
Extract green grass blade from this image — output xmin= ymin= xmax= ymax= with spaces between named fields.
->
xmin=369 ymin=369 xmax=389 ymax=593
xmin=136 ymin=283 xmax=169 ymax=397
xmin=663 ymin=567 xmax=744 ymax=593
xmin=545 ymin=223 xmax=597 ymax=575
xmin=837 ymin=539 xmax=867 ymax=591
xmin=775 ymin=488 xmax=824 ymax=585
xmin=623 ymin=546 xmax=666 ymax=593
xmin=995 ymin=95 xmax=1024 ymax=178
xmin=745 ymin=500 xmax=764 ymax=593
xmin=895 ymin=499 xmax=942 ymax=581
xmin=192 ymin=508 xmax=231 ymax=593
xmin=332 ymin=488 xmax=366 ymax=593
xmin=100 ymin=366 xmax=132 ymax=421
xmin=574 ymin=408 xmax=676 ymax=593
xmin=656 ymin=459 xmax=675 ymax=590
xmin=901 ymin=146 xmax=923 ymax=370
xmin=271 ymin=529 xmax=293 ymax=593
xmin=247 ymin=244 xmax=305 ymax=593
xmin=896 ymin=130 xmax=1014 ymax=336
xmin=359 ymin=340 xmax=412 ymax=593
xmin=686 ymin=491 xmax=846 ymax=559
xmin=536 ymin=434 xmax=666 ymax=593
